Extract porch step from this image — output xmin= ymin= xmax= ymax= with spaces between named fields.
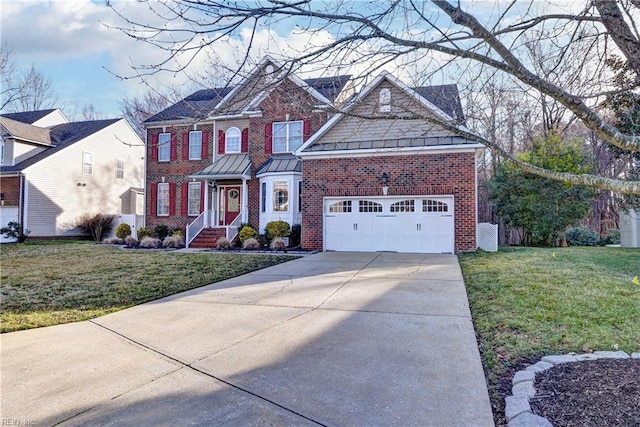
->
xmin=189 ymin=228 xmax=227 ymax=248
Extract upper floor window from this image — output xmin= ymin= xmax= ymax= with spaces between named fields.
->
xmin=115 ymin=159 xmax=125 ymax=180
xmin=189 ymin=131 xmax=202 ymax=160
xmin=158 ymin=133 xmax=171 ymax=161
xmin=379 ymin=88 xmax=391 ymax=112
xmin=273 ymin=121 xmax=303 ymax=153
xmin=82 ymin=151 xmax=93 ymax=175
xmin=225 ymin=127 xmax=241 ymax=153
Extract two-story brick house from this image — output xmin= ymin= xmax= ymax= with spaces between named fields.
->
xmin=143 ymin=57 xmax=351 ymax=247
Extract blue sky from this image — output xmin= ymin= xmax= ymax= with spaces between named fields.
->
xmin=1 ymin=0 xmax=582 ymax=120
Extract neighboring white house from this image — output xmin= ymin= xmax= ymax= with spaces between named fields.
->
xmin=0 ymin=109 xmax=145 ymax=240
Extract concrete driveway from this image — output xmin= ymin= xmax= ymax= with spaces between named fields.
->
xmin=1 ymin=252 xmax=493 ymax=426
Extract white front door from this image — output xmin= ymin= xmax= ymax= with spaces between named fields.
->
xmin=324 ymin=196 xmax=454 ymax=253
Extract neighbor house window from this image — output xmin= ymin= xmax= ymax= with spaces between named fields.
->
xmin=157 ymin=183 xmax=170 ymax=216
xmin=273 ymin=121 xmax=303 ymax=152
xmin=82 ymin=151 xmax=93 ymax=175
xmin=273 ymin=181 xmax=289 ymax=212
xmin=0 ymin=139 xmax=4 ymax=166
xmin=188 ymin=182 xmax=201 ymax=216
xmin=189 ymin=131 xmax=202 ymax=160
xmin=225 ymin=127 xmax=241 ymax=153
xmin=115 ymin=159 xmax=125 ymax=180
xmin=261 ymin=182 xmax=266 ymax=213
xmin=158 ymin=133 xmax=171 ymax=161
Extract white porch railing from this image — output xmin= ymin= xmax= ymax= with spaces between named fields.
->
xmin=186 ymin=210 xmax=207 ymax=247
xmin=226 ymin=213 xmax=242 ymax=242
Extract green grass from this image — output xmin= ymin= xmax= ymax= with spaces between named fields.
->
xmin=0 ymin=241 xmax=298 ymax=333
xmin=459 ymin=246 xmax=640 ymax=417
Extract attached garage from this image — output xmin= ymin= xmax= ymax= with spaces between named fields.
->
xmin=324 ymin=196 xmax=454 ymax=253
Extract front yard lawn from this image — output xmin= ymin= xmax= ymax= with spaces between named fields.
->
xmin=0 ymin=241 xmax=298 ymax=333
xmin=459 ymin=246 xmax=640 ymax=423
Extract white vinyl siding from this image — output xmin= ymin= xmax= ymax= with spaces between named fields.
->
xmin=158 ymin=133 xmax=171 ymax=162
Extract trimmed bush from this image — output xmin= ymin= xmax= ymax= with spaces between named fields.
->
xmin=0 ymin=221 xmax=30 ymax=243
xmin=265 ymin=220 xmax=290 ymax=240
xmin=137 ymin=227 xmax=153 ymax=240
xmin=73 ymin=213 xmax=116 ymax=243
xmin=565 ymin=227 xmax=599 ymax=246
xmin=154 ymin=224 xmax=169 ymax=240
xmin=115 ymin=223 xmax=132 ymax=240
xmin=289 ymin=224 xmax=301 ymax=247
xmin=270 ymin=237 xmax=286 ymax=251
xmin=216 ymin=237 xmax=230 ymax=250
xmin=242 ymin=237 xmax=260 ymax=250
xmin=103 ymin=237 xmax=123 ymax=245
xmin=171 ymin=229 xmax=184 ymax=237
xmin=140 ymin=236 xmax=162 ymax=248
xmin=239 ymin=225 xmax=258 ymax=243
xmin=124 ymin=236 xmax=138 ymax=247
xmin=600 ymin=228 xmax=621 ymax=245
xmin=163 ymin=234 xmax=185 ymax=248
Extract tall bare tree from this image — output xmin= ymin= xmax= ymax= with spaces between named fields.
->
xmin=120 ymin=86 xmax=183 ymax=138
xmin=110 ymin=0 xmax=640 ymax=193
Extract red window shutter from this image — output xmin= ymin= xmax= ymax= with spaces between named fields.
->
xmin=182 ymin=132 xmax=189 ymax=159
xmin=200 ymin=182 xmax=205 ymax=213
xmin=170 ymin=133 xmax=177 ymax=160
xmin=218 ymin=130 xmax=225 ymax=155
xmin=181 ymin=183 xmax=188 ymax=215
xmin=150 ymin=183 xmax=157 ymax=216
xmin=169 ymin=183 xmax=176 ymax=215
xmin=303 ymin=120 xmax=311 ymax=141
xmin=151 ymin=134 xmax=158 ymax=162
xmin=241 ymin=128 xmax=249 ymax=153
xmin=264 ymin=122 xmax=273 ymax=154
xmin=201 ymin=131 xmax=209 ymax=159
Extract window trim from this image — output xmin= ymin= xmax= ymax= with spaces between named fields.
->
xmin=187 ymin=181 xmax=202 ymax=216
xmin=82 ymin=151 xmax=94 ymax=175
xmin=157 ymin=183 xmax=170 ymax=216
xmin=115 ymin=158 xmax=125 ymax=180
xmin=188 ymin=131 xmax=203 ymax=160
xmin=272 ymin=120 xmax=303 ymax=153
xmin=158 ymin=132 xmax=171 ymax=162
xmin=225 ymin=127 xmax=241 ymax=153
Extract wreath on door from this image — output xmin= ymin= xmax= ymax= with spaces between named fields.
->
xmin=229 ymin=189 xmax=239 ymax=199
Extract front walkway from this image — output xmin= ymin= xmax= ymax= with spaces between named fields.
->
xmin=1 ymin=252 xmax=493 ymax=426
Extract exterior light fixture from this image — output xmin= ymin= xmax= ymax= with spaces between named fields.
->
xmin=381 ymin=172 xmax=389 ymax=195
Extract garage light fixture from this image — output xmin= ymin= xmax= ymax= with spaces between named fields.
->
xmin=381 ymin=172 xmax=389 ymax=195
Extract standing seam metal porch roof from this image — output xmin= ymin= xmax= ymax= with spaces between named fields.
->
xmin=255 ymin=154 xmax=301 ymax=176
xmin=189 ymin=154 xmax=252 ymax=179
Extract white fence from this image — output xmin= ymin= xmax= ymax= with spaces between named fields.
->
xmin=477 ymin=223 xmax=498 ymax=252
xmin=113 ymin=214 xmax=143 ymax=239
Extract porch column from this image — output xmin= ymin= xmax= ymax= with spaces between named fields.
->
xmin=203 ymin=180 xmax=209 ymax=227
xmin=242 ymin=178 xmax=249 ymax=223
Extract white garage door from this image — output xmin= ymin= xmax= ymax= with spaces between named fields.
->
xmin=324 ymin=196 xmax=454 ymax=253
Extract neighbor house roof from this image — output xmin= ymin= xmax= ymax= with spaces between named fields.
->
xmin=144 ymin=75 xmax=351 ymax=124
xmin=189 ymin=153 xmax=252 ymax=180
xmin=1 ymin=119 xmax=120 ymax=173
xmin=256 ymin=154 xmax=302 ymax=176
xmin=0 ymin=117 xmax=52 ymax=145
xmin=1 ymin=109 xmax=58 ymax=125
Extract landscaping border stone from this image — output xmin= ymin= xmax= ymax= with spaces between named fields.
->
xmin=506 ymin=351 xmax=637 ymax=427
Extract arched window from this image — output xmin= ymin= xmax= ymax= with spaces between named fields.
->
xmin=379 ymin=88 xmax=391 ymax=112
xmin=225 ymin=127 xmax=241 ymax=153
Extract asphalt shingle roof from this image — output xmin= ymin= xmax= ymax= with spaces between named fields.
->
xmin=1 ymin=109 xmax=57 ymax=125
xmin=1 ymin=119 xmax=120 ymax=173
xmin=0 ymin=117 xmax=52 ymax=145
xmin=413 ymin=85 xmax=465 ymax=124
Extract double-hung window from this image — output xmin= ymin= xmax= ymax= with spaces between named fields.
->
xmin=189 ymin=131 xmax=202 ymax=160
xmin=115 ymin=159 xmax=125 ymax=180
xmin=82 ymin=151 xmax=93 ymax=175
xmin=158 ymin=133 xmax=171 ymax=162
xmin=187 ymin=182 xmax=202 ymax=216
xmin=273 ymin=121 xmax=303 ymax=153
xmin=157 ymin=183 xmax=170 ymax=216
xmin=225 ymin=127 xmax=241 ymax=153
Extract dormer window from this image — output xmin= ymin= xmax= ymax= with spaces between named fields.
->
xmin=379 ymin=88 xmax=391 ymax=113
xmin=225 ymin=127 xmax=241 ymax=153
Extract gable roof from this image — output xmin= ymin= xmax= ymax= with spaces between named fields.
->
xmin=144 ymin=57 xmax=351 ymax=125
xmin=1 ymin=119 xmax=120 ymax=172
xmin=0 ymin=117 xmax=52 ymax=145
xmin=1 ymin=109 xmax=58 ymax=125
xmin=297 ymin=72 xmax=481 ymax=155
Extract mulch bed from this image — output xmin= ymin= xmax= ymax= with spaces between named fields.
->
xmin=529 ymin=358 xmax=640 ymax=426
